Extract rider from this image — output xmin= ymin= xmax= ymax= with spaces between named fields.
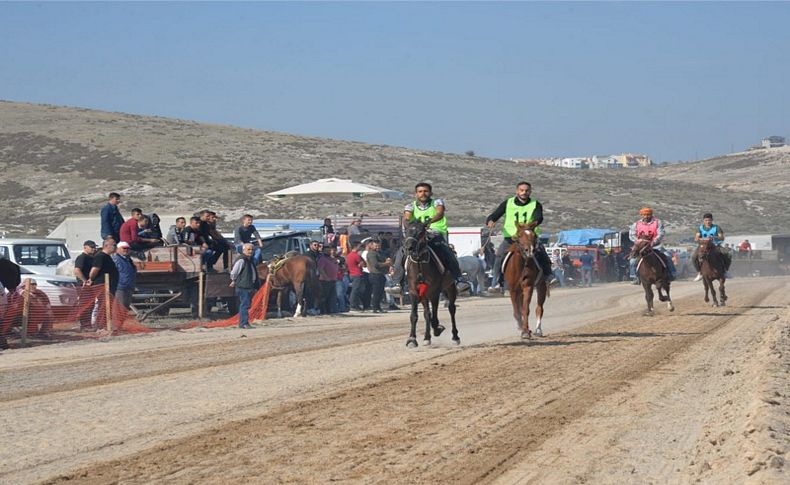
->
xmin=628 ymin=207 xmax=676 ymax=282
xmin=391 ymin=182 xmax=470 ymax=292
xmin=485 ymin=181 xmax=555 ymax=289
xmin=692 ymin=212 xmax=732 ymax=281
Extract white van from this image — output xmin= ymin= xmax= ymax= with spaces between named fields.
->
xmin=0 ymin=239 xmax=72 ymax=276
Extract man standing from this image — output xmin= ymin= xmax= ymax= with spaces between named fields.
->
xmin=100 ymin=192 xmax=124 ymax=242
xmin=346 ymin=242 xmax=368 ymax=311
xmin=73 ymin=240 xmax=97 ymax=329
xmin=485 ymin=181 xmax=555 ymax=289
xmin=112 ymin=241 xmax=137 ymax=311
xmin=366 ymin=239 xmax=391 ymax=313
xmin=317 ymin=247 xmax=340 ymax=314
xmin=166 ymin=217 xmax=188 ymax=245
xmin=391 ymin=182 xmax=469 ymax=292
xmin=692 ymin=212 xmax=732 ymax=281
xmin=579 ymin=250 xmax=594 ymax=287
xmin=86 ymin=239 xmax=119 ymax=328
xmin=229 ymin=243 xmax=259 ymax=329
xmin=550 ymin=249 xmax=566 ymax=288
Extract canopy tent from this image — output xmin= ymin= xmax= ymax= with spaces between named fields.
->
xmin=555 ymin=228 xmax=614 ymax=246
xmin=265 ymin=178 xmax=406 ymax=200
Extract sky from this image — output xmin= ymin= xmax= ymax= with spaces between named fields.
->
xmin=1 ymin=2 xmax=789 ymax=162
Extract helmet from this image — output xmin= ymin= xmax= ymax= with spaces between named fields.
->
xmin=639 ymin=207 xmax=653 ymax=217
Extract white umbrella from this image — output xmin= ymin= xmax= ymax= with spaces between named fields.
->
xmin=265 ymin=178 xmax=406 ymax=200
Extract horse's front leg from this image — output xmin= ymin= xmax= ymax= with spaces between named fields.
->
xmin=423 ymin=296 xmax=436 ymax=345
xmin=521 ymin=284 xmax=533 ymax=339
xmin=445 ymin=285 xmax=459 ymax=345
xmin=665 ymin=281 xmax=675 ymax=312
xmin=275 ymin=290 xmax=283 ymax=318
xmin=707 ymin=278 xmax=719 ymax=307
xmin=293 ymin=282 xmax=305 ymax=317
xmin=510 ymin=287 xmax=523 ymax=331
xmin=642 ymin=281 xmax=654 ymax=316
xmin=702 ymin=277 xmax=711 ymax=305
xmin=407 ymin=292 xmax=419 ymax=348
xmin=719 ymin=278 xmax=727 ymax=306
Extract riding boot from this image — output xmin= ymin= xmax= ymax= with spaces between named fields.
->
xmin=390 ymin=247 xmax=406 ymax=291
xmin=535 ymin=247 xmax=555 ymax=283
xmin=431 ymin=241 xmax=470 ymax=291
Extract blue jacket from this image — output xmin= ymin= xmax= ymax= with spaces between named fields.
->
xmin=101 ymin=203 xmax=124 ymax=240
xmin=112 ymin=254 xmax=137 ymax=290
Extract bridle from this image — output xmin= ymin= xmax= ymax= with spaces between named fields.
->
xmin=514 ymin=228 xmax=536 ymax=261
xmin=404 ymin=223 xmax=430 ymax=265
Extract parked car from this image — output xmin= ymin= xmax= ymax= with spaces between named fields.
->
xmin=17 ymin=267 xmax=79 ymax=309
xmin=0 ymin=238 xmax=72 ymax=276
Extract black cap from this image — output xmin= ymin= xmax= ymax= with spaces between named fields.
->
xmin=703 ymin=213 xmax=713 ymax=219
xmin=83 ymin=240 xmax=97 ymax=247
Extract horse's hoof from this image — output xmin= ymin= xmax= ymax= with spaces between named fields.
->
xmin=433 ymin=324 xmax=445 ymax=337
xmin=406 ymin=338 xmax=418 ymax=349
xmin=452 ymin=337 xmax=460 ymax=346
xmin=669 ymin=306 xmax=675 ymax=312
xmin=423 ymin=339 xmax=432 ymax=346
xmin=534 ymin=329 xmax=544 ymax=337
xmin=521 ymin=330 xmax=532 ymax=340
xmin=643 ymin=311 xmax=654 ymax=317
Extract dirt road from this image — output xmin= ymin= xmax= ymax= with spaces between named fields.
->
xmin=1 ymin=278 xmax=787 ymax=484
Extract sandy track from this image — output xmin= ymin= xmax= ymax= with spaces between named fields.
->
xmin=0 ymin=278 xmax=780 ymax=484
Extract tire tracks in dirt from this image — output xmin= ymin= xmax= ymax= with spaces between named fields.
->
xmin=45 ymin=280 xmax=788 ymax=484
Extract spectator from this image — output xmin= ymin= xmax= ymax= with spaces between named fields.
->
xmin=100 ymin=192 xmax=124 ymax=242
xmin=183 ymin=216 xmax=205 ymax=246
xmin=580 ymin=250 xmax=594 ymax=287
xmin=321 ymin=217 xmax=335 ymax=245
xmin=119 ymin=208 xmax=144 ymax=244
xmin=229 ymin=243 xmax=259 ymax=329
xmin=738 ymin=239 xmax=753 ymax=260
xmin=73 ymin=240 xmax=97 ymax=329
xmin=87 ymin=240 xmax=119 ymax=295
xmin=346 ymin=242 xmax=368 ymax=312
xmin=334 ymin=247 xmax=349 ymax=313
xmin=11 ymin=279 xmax=54 ymax=339
xmin=234 ymin=214 xmax=264 ymax=264
xmin=550 ymin=249 xmax=566 ymax=287
xmin=198 ymin=210 xmax=226 ymax=271
xmin=347 ymin=218 xmax=363 ymax=236
xmin=112 ymin=242 xmax=137 ymax=311
xmin=317 ymin=247 xmax=340 ymax=314
xmin=166 ymin=217 xmax=187 ymax=245
xmin=129 ymin=216 xmax=163 ymax=253
xmin=365 ymin=240 xmax=391 ymax=313
xmin=208 ymin=211 xmax=231 ymax=270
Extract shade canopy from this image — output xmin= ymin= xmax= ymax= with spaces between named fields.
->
xmin=265 ymin=178 xmax=406 ymax=200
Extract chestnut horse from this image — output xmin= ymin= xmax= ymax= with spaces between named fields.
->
xmin=503 ymin=223 xmax=547 ymax=339
xmin=402 ymin=220 xmax=460 ymax=348
xmin=257 ymin=255 xmax=319 ymax=318
xmin=697 ymin=238 xmax=728 ymax=307
xmin=630 ymin=239 xmax=675 ymax=316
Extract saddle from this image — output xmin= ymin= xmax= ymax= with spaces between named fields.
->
xmin=501 ymin=247 xmax=543 ymax=281
xmin=268 ymin=251 xmax=299 ymax=277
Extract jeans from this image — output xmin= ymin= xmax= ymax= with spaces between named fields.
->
xmin=581 ymin=268 xmax=593 ymax=287
xmin=320 ymin=280 xmax=337 ymax=314
xmin=349 ymin=274 xmax=368 ymax=310
xmin=335 ymin=277 xmax=349 ymax=312
xmin=553 ymin=268 xmax=566 ymax=287
xmin=236 ymin=287 xmax=254 ymax=327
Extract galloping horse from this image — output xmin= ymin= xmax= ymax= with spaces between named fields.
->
xmin=402 ymin=220 xmax=460 ymax=348
xmin=630 ymin=239 xmax=675 ymax=316
xmin=697 ymin=238 xmax=727 ymax=307
xmin=502 ymin=223 xmax=547 ymax=339
xmin=257 ymin=255 xmax=319 ymax=318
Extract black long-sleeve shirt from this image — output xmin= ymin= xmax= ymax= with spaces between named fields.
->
xmin=486 ymin=197 xmax=544 ymax=226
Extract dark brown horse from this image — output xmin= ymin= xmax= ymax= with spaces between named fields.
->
xmin=403 ymin=221 xmax=459 ymax=348
xmin=697 ymin=239 xmax=728 ymax=307
xmin=630 ymin=239 xmax=675 ymax=316
xmin=257 ymin=255 xmax=319 ymax=318
xmin=503 ymin=223 xmax=547 ymax=339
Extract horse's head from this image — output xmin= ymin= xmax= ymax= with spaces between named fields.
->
xmin=698 ymin=238 xmax=715 ymax=259
xmin=630 ymin=239 xmax=652 ymax=258
xmin=514 ymin=223 xmax=537 ymax=259
xmin=403 ymin=220 xmax=428 ymax=258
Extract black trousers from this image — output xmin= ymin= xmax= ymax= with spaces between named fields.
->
xmin=369 ymin=273 xmax=386 ymax=311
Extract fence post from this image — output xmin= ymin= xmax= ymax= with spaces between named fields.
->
xmin=104 ymin=273 xmax=112 ymax=333
xmin=198 ymin=271 xmax=205 ymax=319
xmin=20 ymin=278 xmax=31 ymax=347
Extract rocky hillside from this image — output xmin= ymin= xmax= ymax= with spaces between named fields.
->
xmin=1 ymin=100 xmax=789 ymax=240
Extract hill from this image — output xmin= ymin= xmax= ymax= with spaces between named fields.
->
xmin=1 ymin=100 xmax=789 ymax=240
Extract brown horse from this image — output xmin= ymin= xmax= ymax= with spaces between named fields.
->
xmin=697 ymin=239 xmax=727 ymax=307
xmin=503 ymin=223 xmax=547 ymax=339
xmin=403 ymin=220 xmax=459 ymax=348
xmin=257 ymin=255 xmax=319 ymax=318
xmin=630 ymin=239 xmax=675 ymax=316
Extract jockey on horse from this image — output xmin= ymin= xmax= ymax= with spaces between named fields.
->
xmin=629 ymin=207 xmax=676 ymax=282
xmin=486 ymin=181 xmax=554 ymax=288
xmin=692 ymin=212 xmax=732 ymax=281
xmin=391 ymin=182 xmax=470 ymax=293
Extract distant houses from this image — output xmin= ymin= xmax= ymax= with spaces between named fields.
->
xmin=511 ymin=153 xmax=652 ymax=169
xmin=761 ymin=136 xmax=786 ymax=149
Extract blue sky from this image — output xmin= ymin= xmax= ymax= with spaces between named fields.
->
xmin=1 ymin=2 xmax=788 ymax=162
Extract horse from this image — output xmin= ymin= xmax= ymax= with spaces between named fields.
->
xmin=402 ymin=220 xmax=459 ymax=348
xmin=458 ymin=255 xmax=487 ymax=295
xmin=0 ymin=259 xmax=21 ymax=292
xmin=697 ymin=238 xmax=727 ymax=307
xmin=503 ymin=223 xmax=548 ymax=339
xmin=630 ymin=239 xmax=675 ymax=316
xmin=257 ymin=255 xmax=319 ymax=318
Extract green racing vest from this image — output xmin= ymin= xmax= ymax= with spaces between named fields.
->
xmin=410 ymin=199 xmax=448 ymax=237
xmin=503 ymin=197 xmax=541 ymax=238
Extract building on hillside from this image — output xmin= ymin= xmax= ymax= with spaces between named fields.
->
xmin=510 ymin=158 xmax=549 ymax=166
xmin=590 ymin=155 xmax=621 ymax=169
xmin=558 ymin=157 xmax=589 ymax=169
xmin=614 ymin=153 xmax=652 ymax=167
xmin=761 ymin=136 xmax=786 ymax=148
